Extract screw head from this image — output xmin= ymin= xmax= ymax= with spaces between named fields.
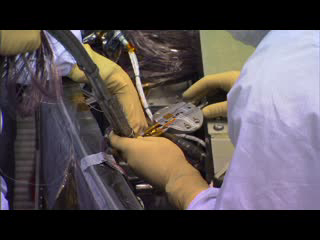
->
xmin=213 ymin=123 xmax=224 ymax=131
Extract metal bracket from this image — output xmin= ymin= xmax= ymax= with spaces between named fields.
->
xmin=153 ymin=102 xmax=203 ymax=133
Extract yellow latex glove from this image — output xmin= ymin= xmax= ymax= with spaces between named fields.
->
xmin=110 ymin=132 xmax=209 ymax=209
xmin=0 ymin=30 xmax=41 ymax=56
xmin=68 ymin=44 xmax=148 ymax=136
xmin=183 ymin=71 xmax=240 ymax=119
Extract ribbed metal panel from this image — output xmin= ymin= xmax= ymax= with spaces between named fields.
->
xmin=13 ymin=115 xmax=36 ymax=210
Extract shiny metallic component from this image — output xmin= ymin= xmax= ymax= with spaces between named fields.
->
xmin=118 ymin=161 xmax=128 ymax=166
xmin=197 ymin=101 xmax=209 ymax=109
xmin=135 ymin=184 xmax=153 ymax=191
xmin=153 ymin=102 xmax=203 ymax=133
xmin=213 ymin=123 xmax=224 ymax=131
xmin=82 ymin=32 xmax=98 ymax=44
xmin=136 ymin=196 xmax=145 ymax=209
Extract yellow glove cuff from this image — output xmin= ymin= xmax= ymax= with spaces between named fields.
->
xmin=0 ymin=30 xmax=41 ymax=56
xmin=166 ymin=169 xmax=209 ymax=209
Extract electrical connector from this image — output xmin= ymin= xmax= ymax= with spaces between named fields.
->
xmin=113 ymin=30 xmax=129 ymax=48
xmin=112 ymin=30 xmax=153 ymax=121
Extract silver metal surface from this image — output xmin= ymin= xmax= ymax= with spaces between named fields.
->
xmin=153 ymin=102 xmax=203 ymax=133
xmin=207 ymin=121 xmax=234 ymax=178
xmin=213 ymin=123 xmax=224 ymax=131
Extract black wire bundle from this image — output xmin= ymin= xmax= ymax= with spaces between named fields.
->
xmin=121 ymin=30 xmax=201 ymax=86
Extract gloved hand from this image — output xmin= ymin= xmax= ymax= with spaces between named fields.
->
xmin=68 ymin=44 xmax=148 ymax=136
xmin=183 ymin=71 xmax=240 ymax=118
xmin=110 ymin=132 xmax=209 ymax=209
xmin=0 ymin=30 xmax=41 ymax=56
